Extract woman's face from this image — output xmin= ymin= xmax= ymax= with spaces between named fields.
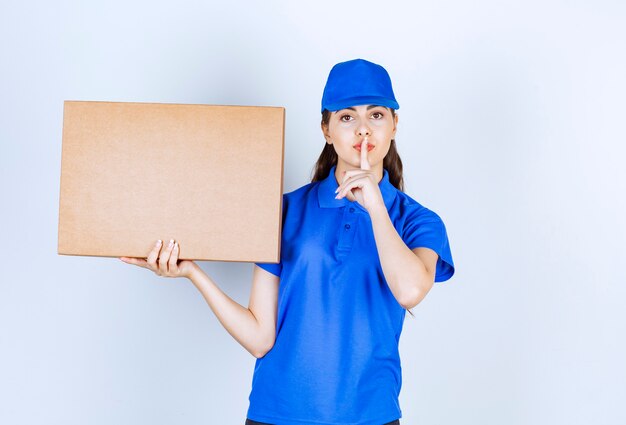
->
xmin=322 ymin=104 xmax=398 ymax=172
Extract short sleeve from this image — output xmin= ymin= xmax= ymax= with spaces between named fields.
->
xmin=255 ymin=261 xmax=282 ymax=277
xmin=254 ymin=193 xmax=286 ymax=278
xmin=402 ymin=209 xmax=455 ymax=282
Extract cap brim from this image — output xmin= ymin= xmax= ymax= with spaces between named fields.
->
xmin=322 ymin=96 xmax=399 ymax=113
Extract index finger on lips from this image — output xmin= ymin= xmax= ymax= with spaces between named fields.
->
xmin=361 ymin=138 xmax=371 ymax=171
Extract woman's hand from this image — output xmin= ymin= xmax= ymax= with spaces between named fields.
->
xmin=119 ymin=239 xmax=198 ymax=279
xmin=334 ymin=138 xmax=386 ymax=212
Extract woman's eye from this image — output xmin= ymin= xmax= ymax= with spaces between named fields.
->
xmin=371 ymin=112 xmax=383 ymax=119
xmin=340 ymin=115 xmax=353 ymax=122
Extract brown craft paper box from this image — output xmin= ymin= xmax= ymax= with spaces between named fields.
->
xmin=57 ymin=100 xmax=285 ymax=262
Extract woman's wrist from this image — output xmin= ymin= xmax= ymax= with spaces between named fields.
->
xmin=367 ymin=203 xmax=389 ymax=220
xmin=186 ymin=262 xmax=204 ymax=282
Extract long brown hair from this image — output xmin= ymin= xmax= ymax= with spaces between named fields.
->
xmin=312 ymin=107 xmax=416 ymax=318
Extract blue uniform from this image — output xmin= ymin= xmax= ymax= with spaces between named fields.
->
xmin=247 ymin=165 xmax=455 ymax=425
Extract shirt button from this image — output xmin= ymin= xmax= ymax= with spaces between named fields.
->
xmin=344 ymin=224 xmax=351 ymax=230
xmin=349 ymin=207 xmax=355 ymax=213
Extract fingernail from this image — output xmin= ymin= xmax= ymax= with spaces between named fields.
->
xmin=169 ymin=239 xmax=174 ymax=246
xmin=156 ymin=240 xmax=162 ymax=246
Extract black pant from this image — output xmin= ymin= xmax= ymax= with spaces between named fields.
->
xmin=245 ymin=419 xmax=400 ymax=425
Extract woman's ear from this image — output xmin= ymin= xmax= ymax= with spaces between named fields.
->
xmin=391 ymin=112 xmax=398 ymax=139
xmin=321 ymin=123 xmax=332 ymax=144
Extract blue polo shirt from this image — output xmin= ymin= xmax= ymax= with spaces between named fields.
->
xmin=247 ymin=165 xmax=455 ymax=425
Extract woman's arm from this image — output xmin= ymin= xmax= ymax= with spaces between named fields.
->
xmin=121 ymin=241 xmax=279 ymax=358
xmin=368 ymin=204 xmax=438 ymax=310
xmin=334 ymin=140 xmax=438 ymax=310
xmin=188 ymin=264 xmax=279 ymax=358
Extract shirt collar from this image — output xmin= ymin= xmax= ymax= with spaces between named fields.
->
xmin=317 ymin=165 xmax=397 ymax=210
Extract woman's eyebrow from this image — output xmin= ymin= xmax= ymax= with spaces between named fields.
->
xmin=343 ymin=105 xmax=385 ymax=111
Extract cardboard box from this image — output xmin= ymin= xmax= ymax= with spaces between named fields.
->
xmin=58 ymin=100 xmax=284 ymax=262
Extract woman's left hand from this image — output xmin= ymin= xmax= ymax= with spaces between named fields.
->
xmin=334 ymin=138 xmax=386 ymax=212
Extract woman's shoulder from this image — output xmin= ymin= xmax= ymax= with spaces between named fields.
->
xmin=393 ymin=190 xmax=445 ymax=224
xmin=283 ymin=181 xmax=321 ymax=199
xmin=280 ymin=180 xmax=319 ymax=206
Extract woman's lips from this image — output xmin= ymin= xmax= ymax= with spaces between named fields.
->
xmin=354 ymin=144 xmax=375 ymax=152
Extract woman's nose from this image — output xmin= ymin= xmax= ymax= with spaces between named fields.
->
xmin=357 ymin=124 xmax=371 ymax=137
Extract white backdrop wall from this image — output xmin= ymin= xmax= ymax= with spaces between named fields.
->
xmin=1 ymin=1 xmax=625 ymax=424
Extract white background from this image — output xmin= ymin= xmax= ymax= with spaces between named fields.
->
xmin=1 ymin=1 xmax=625 ymax=424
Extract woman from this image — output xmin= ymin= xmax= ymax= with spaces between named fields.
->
xmin=121 ymin=58 xmax=455 ymax=425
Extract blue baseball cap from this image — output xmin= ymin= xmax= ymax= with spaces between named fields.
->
xmin=321 ymin=58 xmax=400 ymax=113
